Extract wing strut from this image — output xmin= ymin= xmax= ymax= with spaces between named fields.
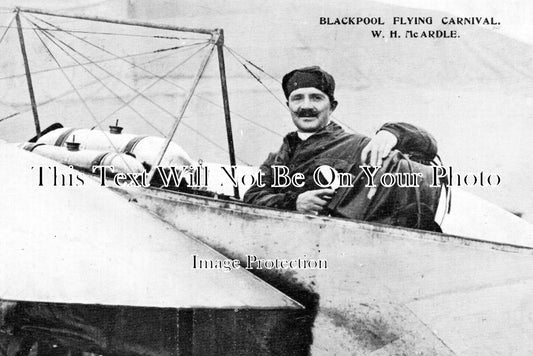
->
xmin=216 ymin=30 xmax=239 ymax=199
xmin=147 ymin=42 xmax=216 ymax=184
xmin=15 ymin=8 xmax=41 ymax=138
xmin=15 ymin=7 xmax=242 ymax=199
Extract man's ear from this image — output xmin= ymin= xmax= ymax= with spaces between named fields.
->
xmin=330 ymin=100 xmax=338 ymax=112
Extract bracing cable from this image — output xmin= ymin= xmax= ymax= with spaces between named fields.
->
xmin=0 ymin=46 xmax=187 ymax=123
xmin=224 ymin=44 xmax=358 ymax=133
xmin=31 ymin=25 xmax=134 ymax=173
xmin=33 ymin=22 xmax=167 ymax=136
xmin=30 ymin=17 xmax=250 ymax=164
xmin=0 ymin=41 xmax=207 ymax=81
xmin=30 ymin=14 xmax=283 ymax=138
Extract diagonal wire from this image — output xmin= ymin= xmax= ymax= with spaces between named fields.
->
xmin=225 ymin=45 xmax=281 ymax=83
xmin=29 ymin=27 xmax=206 ymax=40
xmin=225 ymin=44 xmax=356 ymax=133
xmin=33 ymin=15 xmax=203 ymax=81
xmin=30 ymin=25 xmax=133 ymax=172
xmin=30 ymin=14 xmax=283 ymax=138
xmin=0 ymin=41 xmax=208 ymax=81
xmin=2 ymin=21 xmax=208 ymax=40
xmin=2 ymin=14 xmax=280 ymax=147
xmin=36 ymin=25 xmax=227 ymax=150
xmin=0 ymin=46 xmax=186 ymax=122
xmin=28 ymin=16 xmax=255 ymax=164
xmin=30 ymin=19 xmax=248 ymax=164
xmin=35 ymin=23 xmax=167 ymax=136
xmin=28 ymin=15 xmax=206 ymax=125
xmin=225 ymin=46 xmax=289 ymax=111
xmin=0 ymin=112 xmax=18 ymax=123
xmin=89 ymin=47 xmax=208 ymax=126
xmin=0 ymin=13 xmax=15 ymax=45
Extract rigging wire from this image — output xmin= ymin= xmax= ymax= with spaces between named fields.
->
xmin=225 ymin=46 xmax=281 ymax=84
xmin=0 ymin=112 xmax=18 ymax=123
xmin=4 ymin=14 xmax=273 ymax=165
xmin=0 ymin=41 xmax=208 ymax=81
xmin=34 ymin=23 xmax=240 ymax=164
xmin=225 ymin=47 xmax=290 ymax=112
xmin=30 ymin=24 xmax=134 ymax=173
xmin=29 ymin=18 xmax=249 ymax=165
xmin=33 ymin=22 xmax=167 ymax=137
xmin=30 ymin=14 xmax=284 ymax=138
xmin=2 ymin=18 xmax=285 ymax=166
xmin=29 ymin=16 xmax=206 ymax=125
xmin=95 ymin=47 xmax=207 ymax=124
xmin=0 ymin=46 xmax=187 ymax=123
xmin=0 ymin=25 xmax=207 ymax=40
xmin=224 ymin=45 xmax=357 ymax=133
xmin=0 ymin=13 xmax=15 ymax=45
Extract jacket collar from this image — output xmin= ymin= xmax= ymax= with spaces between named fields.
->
xmin=286 ymin=121 xmax=344 ymax=143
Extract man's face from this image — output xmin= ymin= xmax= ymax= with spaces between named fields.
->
xmin=287 ymin=87 xmax=337 ymax=132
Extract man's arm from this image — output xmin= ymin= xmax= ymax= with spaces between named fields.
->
xmin=379 ymin=122 xmax=438 ymax=162
xmin=244 ymin=165 xmax=334 ymax=213
xmin=361 ymin=122 xmax=438 ymax=165
xmin=242 ymin=152 xmax=300 ymax=210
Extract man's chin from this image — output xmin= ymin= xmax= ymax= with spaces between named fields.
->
xmin=297 ymin=118 xmax=318 ymax=127
xmin=298 ymin=121 xmax=327 ymax=131
xmin=298 ymin=116 xmax=319 ymax=121
xmin=297 ymin=126 xmax=320 ymax=133
xmin=292 ymin=116 xmax=329 ymax=132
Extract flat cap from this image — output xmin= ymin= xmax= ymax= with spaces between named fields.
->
xmin=282 ymin=66 xmax=335 ymax=102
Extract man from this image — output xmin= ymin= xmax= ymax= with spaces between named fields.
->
xmin=243 ymin=66 xmax=437 ymax=217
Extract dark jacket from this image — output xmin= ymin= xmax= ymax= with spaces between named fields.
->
xmin=242 ymin=121 xmax=437 ymax=210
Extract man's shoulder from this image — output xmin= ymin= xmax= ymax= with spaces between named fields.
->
xmin=278 ymin=123 xmax=370 ymax=150
xmin=323 ymin=122 xmax=368 ymax=144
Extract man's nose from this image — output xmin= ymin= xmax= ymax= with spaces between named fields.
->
xmin=300 ymin=96 xmax=313 ymax=108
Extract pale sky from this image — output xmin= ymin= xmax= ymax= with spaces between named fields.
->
xmin=3 ymin=0 xmax=532 ymax=45
xmin=375 ymin=0 xmax=533 ymax=44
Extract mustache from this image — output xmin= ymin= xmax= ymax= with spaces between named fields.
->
xmin=296 ymin=109 xmax=319 ymax=117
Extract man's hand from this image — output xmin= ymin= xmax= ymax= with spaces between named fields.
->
xmin=296 ymin=188 xmax=335 ymax=214
xmin=361 ymin=130 xmax=398 ymax=166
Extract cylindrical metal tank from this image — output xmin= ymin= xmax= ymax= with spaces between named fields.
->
xmin=20 ymin=142 xmax=145 ymax=174
xmin=37 ymin=127 xmax=193 ymax=168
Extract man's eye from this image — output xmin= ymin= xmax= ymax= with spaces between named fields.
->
xmin=311 ymin=95 xmax=324 ymax=100
xmin=291 ymin=95 xmax=303 ymax=101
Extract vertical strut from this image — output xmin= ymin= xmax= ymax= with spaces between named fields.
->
xmin=216 ymin=30 xmax=240 ymax=199
xmin=15 ymin=9 xmax=41 ymax=138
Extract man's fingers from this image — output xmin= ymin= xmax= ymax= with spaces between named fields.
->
xmin=302 ymin=202 xmax=324 ymax=213
xmin=315 ymin=188 xmax=335 ymax=197
xmin=363 ymin=130 xmax=398 ymax=165
xmin=297 ymin=188 xmax=337 ymax=213
xmin=370 ymin=150 xmax=380 ymax=166
xmin=311 ymin=203 xmax=324 ymax=211
xmin=371 ymin=143 xmax=393 ymax=166
xmin=370 ymin=147 xmax=379 ymax=167
xmin=378 ymin=145 xmax=390 ymax=164
xmin=381 ymin=146 xmax=391 ymax=160
xmin=310 ymin=196 xmax=329 ymax=206
xmin=361 ymin=145 xmax=370 ymax=164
